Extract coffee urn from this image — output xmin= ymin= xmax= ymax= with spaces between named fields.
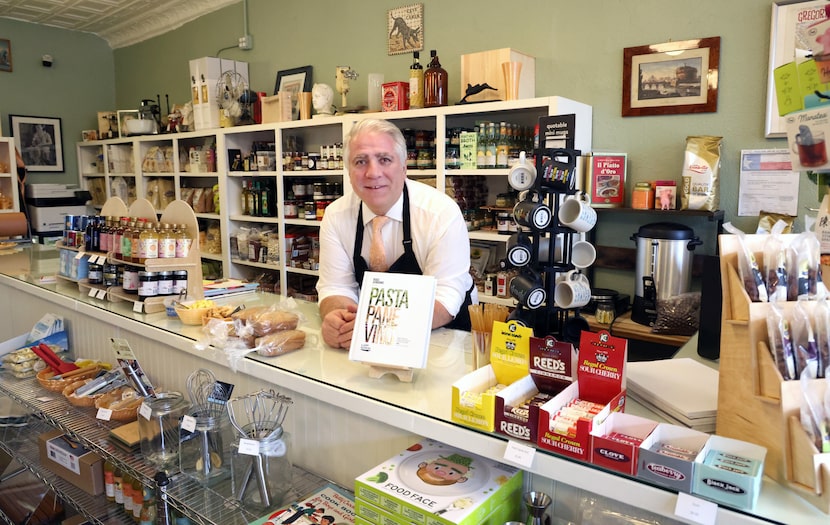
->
xmin=631 ymin=222 xmax=701 ymax=326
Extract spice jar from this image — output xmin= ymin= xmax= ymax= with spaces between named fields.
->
xmin=139 ymin=392 xmax=191 ymax=473
xmin=595 ymin=299 xmax=616 ymax=325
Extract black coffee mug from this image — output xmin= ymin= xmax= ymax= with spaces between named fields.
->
xmin=510 ymin=270 xmax=546 ymax=309
xmin=506 ymin=232 xmax=532 ymax=268
xmin=513 ymin=190 xmax=552 ymax=231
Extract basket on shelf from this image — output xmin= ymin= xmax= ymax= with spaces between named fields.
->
xmin=62 ymin=379 xmax=101 ymax=407
xmin=36 ymin=366 xmax=102 ymax=392
xmin=94 ymin=387 xmax=143 ymax=422
xmin=174 ymin=305 xmax=213 ymax=325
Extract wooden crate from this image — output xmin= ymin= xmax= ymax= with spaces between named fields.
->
xmin=717 ymin=233 xmax=830 ymax=512
xmin=460 ymin=48 xmax=535 ymax=103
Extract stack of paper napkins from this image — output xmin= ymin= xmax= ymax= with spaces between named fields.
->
xmin=626 ymin=358 xmax=718 ymax=432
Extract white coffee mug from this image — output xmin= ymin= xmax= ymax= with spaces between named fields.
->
xmin=554 ymin=270 xmax=591 ymax=309
xmin=571 ymin=239 xmax=597 ymax=269
xmin=558 ymin=193 xmax=597 ymax=232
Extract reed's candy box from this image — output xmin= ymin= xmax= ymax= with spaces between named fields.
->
xmin=537 ymin=329 xmax=627 ymax=461
xmin=452 ymin=321 xmax=533 ymax=432
xmin=354 ymin=438 xmax=523 ymax=525
xmin=494 ymin=335 xmax=575 ymax=443
xmin=637 ymin=423 xmax=710 ymax=493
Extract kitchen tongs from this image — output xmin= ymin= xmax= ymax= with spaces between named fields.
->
xmin=31 ymin=342 xmax=78 ymax=374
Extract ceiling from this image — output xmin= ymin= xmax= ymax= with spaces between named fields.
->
xmin=0 ymin=0 xmax=240 ymax=49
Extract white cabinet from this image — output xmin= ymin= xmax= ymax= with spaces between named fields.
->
xmin=78 ymin=97 xmax=592 ymax=299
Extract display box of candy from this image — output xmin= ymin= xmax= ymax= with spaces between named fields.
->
xmin=637 ymin=423 xmax=710 ymax=493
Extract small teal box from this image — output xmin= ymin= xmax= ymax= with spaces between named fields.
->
xmin=692 ymin=435 xmax=766 ymax=511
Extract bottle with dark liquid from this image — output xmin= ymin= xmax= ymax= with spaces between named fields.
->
xmin=424 ymin=49 xmax=448 ymax=108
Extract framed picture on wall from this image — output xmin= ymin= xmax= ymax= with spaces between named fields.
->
xmin=0 ymin=39 xmax=11 ymax=72
xmin=622 ymin=36 xmax=720 ymax=117
xmin=387 ymin=3 xmax=424 ymax=55
xmin=9 ymin=115 xmax=63 ymax=172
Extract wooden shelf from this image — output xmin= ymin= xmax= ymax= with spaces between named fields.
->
xmin=584 ymin=310 xmax=691 ymax=347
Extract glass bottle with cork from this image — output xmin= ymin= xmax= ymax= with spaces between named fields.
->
xmin=424 ymin=49 xmax=448 ymax=108
xmin=409 ymin=51 xmax=425 ymax=109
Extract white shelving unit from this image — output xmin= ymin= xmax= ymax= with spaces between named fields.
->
xmin=0 ymin=137 xmax=20 ymax=214
xmin=78 ymin=98 xmax=592 ymax=299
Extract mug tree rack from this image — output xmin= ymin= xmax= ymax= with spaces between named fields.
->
xmin=505 ymin=147 xmax=586 ymax=343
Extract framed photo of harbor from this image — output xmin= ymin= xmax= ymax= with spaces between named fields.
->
xmin=622 ymin=36 xmax=720 ymax=117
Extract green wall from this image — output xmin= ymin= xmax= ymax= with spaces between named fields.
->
xmin=0 ymin=18 xmax=114 ymax=185
xmin=1 ymin=1 xmax=810 ymax=294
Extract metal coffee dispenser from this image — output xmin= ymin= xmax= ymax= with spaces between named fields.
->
xmin=630 ymin=222 xmax=701 ymax=326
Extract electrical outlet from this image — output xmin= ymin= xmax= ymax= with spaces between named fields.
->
xmin=238 ymin=35 xmax=253 ymax=50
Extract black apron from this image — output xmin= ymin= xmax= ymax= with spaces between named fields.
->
xmin=353 ymin=186 xmax=472 ymax=331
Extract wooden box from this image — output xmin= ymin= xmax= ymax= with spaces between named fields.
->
xmin=261 ymin=94 xmax=292 ymax=123
xmin=717 ymin=233 xmax=830 ymax=513
xmin=460 ymin=48 xmax=535 ymax=103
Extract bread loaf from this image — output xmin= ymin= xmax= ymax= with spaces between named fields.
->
xmin=232 ymin=306 xmax=299 ymax=336
xmin=255 ymin=330 xmax=306 ymax=357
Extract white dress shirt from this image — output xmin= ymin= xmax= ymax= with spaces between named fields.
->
xmin=316 ymin=179 xmax=474 ymax=317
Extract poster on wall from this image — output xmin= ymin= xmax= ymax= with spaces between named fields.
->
xmin=387 ymin=3 xmax=423 ymax=55
xmin=9 ymin=115 xmax=64 ymax=172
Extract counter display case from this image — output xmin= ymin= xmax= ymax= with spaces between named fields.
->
xmin=0 ymin=245 xmax=825 ymax=525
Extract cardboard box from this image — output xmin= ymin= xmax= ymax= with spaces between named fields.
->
xmin=590 ymin=412 xmax=657 ymax=476
xmin=354 ymin=438 xmax=523 ymax=525
xmin=38 ymin=429 xmax=104 ymax=496
xmin=537 ymin=329 xmax=627 ymax=461
xmin=355 ymin=491 xmax=520 ymax=525
xmin=637 ymin=423 xmax=710 ymax=493
xmin=494 ymin=335 xmax=574 ymax=443
xmin=459 ymin=131 xmax=477 ymax=169
xmin=654 ymin=180 xmax=677 ymax=210
xmin=460 ymin=48 xmax=535 ymax=103
xmin=261 ymin=94 xmax=293 ymax=123
xmin=452 ymin=321 xmax=533 ymax=432
xmin=692 ymin=435 xmax=766 ymax=511
xmin=382 ymin=82 xmax=409 ymax=111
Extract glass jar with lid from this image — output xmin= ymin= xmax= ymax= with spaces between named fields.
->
xmin=139 ymin=392 xmax=191 ymax=473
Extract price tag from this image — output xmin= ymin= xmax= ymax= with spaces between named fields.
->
xmin=133 ymin=301 xmax=143 ymax=313
xmin=96 ymin=289 xmax=107 ymax=300
xmin=139 ymin=402 xmax=152 ymax=420
xmin=88 ymin=287 xmax=98 ymax=297
xmin=96 ymin=255 xmax=107 ymax=265
xmin=238 ymin=438 xmax=260 ymax=456
xmin=97 ymin=407 xmax=112 ymax=421
xmin=503 ymin=440 xmax=535 ymax=469
xmin=674 ymin=492 xmax=717 ymax=525
xmin=181 ymin=415 xmax=196 ymax=433
xmin=35 ymin=396 xmax=54 ymax=402
xmin=75 ymin=252 xmax=84 ymax=260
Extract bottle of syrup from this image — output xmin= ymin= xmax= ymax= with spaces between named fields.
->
xmin=409 ymin=51 xmax=425 ymax=109
xmin=424 ymin=49 xmax=448 ymax=108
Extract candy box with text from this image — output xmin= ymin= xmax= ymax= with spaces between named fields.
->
xmin=452 ymin=321 xmax=533 ymax=432
xmin=537 ymin=330 xmax=627 ymax=461
xmin=637 ymin=423 xmax=710 ymax=493
xmin=692 ymin=435 xmax=766 ymax=511
xmin=494 ymin=336 xmax=575 ymax=443
xmin=590 ymin=411 xmax=657 ymax=476
xmin=354 ymin=438 xmax=523 ymax=525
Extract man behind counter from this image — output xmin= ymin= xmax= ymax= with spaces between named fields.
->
xmin=316 ymin=119 xmax=474 ymax=349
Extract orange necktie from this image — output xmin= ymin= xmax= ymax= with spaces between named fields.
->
xmin=369 ymin=215 xmax=390 ymax=272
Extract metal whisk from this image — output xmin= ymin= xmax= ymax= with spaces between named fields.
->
xmin=185 ymin=368 xmax=231 ymax=479
xmin=226 ymin=389 xmax=293 ymax=507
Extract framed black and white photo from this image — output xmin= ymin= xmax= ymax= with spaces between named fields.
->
xmin=9 ymin=115 xmax=63 ymax=172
